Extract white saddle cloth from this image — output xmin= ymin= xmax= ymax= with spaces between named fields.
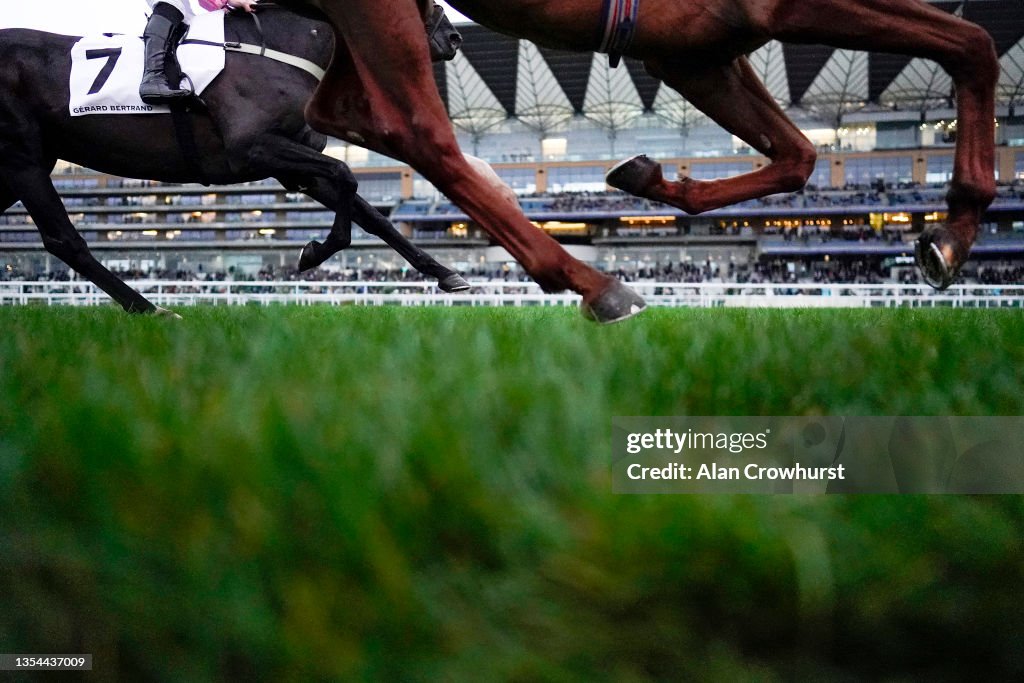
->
xmin=0 ymin=0 xmax=226 ymax=116
xmin=68 ymin=13 xmax=226 ymax=117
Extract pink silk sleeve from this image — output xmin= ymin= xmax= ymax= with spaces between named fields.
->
xmin=198 ymin=0 xmax=230 ymax=11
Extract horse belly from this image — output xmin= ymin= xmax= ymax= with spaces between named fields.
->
xmin=629 ymin=0 xmax=763 ymax=57
xmin=452 ymin=0 xmax=757 ymax=58
xmin=54 ymin=115 xmax=233 ymax=184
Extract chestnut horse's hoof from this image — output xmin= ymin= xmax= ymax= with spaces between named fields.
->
xmin=915 ymin=228 xmax=967 ymax=290
xmin=606 ymin=154 xmax=662 ymax=196
xmin=298 ymin=240 xmax=326 ymax=272
xmin=581 ymin=279 xmax=646 ymax=324
xmin=438 ymin=273 xmax=471 ymax=292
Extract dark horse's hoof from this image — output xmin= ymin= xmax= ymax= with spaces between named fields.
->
xmin=581 ymin=279 xmax=646 ymax=325
xmin=439 ymin=273 xmax=471 ymax=292
xmin=298 ymin=240 xmax=327 ymax=272
xmin=915 ymin=227 xmax=967 ymax=290
xmin=152 ymin=306 xmax=183 ymax=320
xmin=606 ymin=154 xmax=662 ymax=196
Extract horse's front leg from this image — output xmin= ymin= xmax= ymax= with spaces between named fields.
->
xmin=350 ymin=196 xmax=470 ymax=292
xmin=306 ymin=0 xmax=644 ymax=322
xmin=608 ymin=56 xmax=817 ymax=214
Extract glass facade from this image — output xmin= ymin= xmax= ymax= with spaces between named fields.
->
xmin=844 ymin=156 xmax=913 ymax=186
xmin=808 ymin=159 xmax=833 ymax=189
xmin=926 ymin=154 xmax=955 ymax=184
xmin=494 ymin=167 xmax=537 ymax=195
xmin=547 ymin=165 xmax=608 ymax=193
xmin=354 ymin=172 xmax=403 ymax=202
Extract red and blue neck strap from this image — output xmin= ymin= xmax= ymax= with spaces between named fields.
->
xmin=597 ymin=0 xmax=640 ymax=68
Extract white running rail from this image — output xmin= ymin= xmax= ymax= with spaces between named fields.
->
xmin=1 ymin=280 xmax=1023 ymax=309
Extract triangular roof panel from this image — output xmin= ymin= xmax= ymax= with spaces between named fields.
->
xmin=749 ymin=40 xmax=790 ymax=106
xmin=998 ymin=37 xmax=1024 ymax=109
xmin=516 ymin=41 xmax=574 ymax=132
xmin=537 ymin=47 xmax=591 ymax=113
xmin=445 ymin=51 xmax=508 ymax=132
xmin=584 ymin=53 xmax=644 ymax=129
xmin=783 ymin=44 xmax=836 ymax=105
xmin=623 ymin=58 xmax=661 ymax=111
xmin=457 ymin=24 xmax=520 ymax=115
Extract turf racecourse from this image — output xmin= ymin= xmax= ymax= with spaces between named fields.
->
xmin=1 ymin=305 xmax=1022 ymax=681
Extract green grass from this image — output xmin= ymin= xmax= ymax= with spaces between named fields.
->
xmin=1 ymin=305 xmax=1022 ymax=681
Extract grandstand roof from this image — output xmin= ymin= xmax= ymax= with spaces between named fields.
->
xmin=433 ymin=0 xmax=1024 ymax=133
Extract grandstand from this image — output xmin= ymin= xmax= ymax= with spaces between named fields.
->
xmin=2 ymin=0 xmax=1024 ymax=288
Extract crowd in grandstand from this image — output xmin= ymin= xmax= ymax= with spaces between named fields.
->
xmin=4 ymin=182 xmax=1022 ymax=227
xmin=975 ymin=264 xmax=1024 ymax=285
xmin=604 ymin=259 xmax=894 ymax=285
xmin=5 ymin=260 xmax=1022 ymax=286
xmin=395 ymin=180 xmax=1024 ymax=219
xmin=543 ymin=192 xmax=648 ymax=213
xmin=3 ymin=182 xmax=1023 ymax=288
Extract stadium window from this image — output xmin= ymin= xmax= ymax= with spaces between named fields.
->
xmin=845 ymin=156 xmax=912 ymax=186
xmin=1015 ymin=152 xmax=1024 ymax=181
xmin=354 ymin=172 xmax=403 ymax=202
xmin=926 ymin=154 xmax=954 ymax=184
xmin=547 ymin=166 xmax=606 ymax=193
xmin=541 ymin=137 xmax=568 ymax=161
xmin=494 ymin=167 xmax=537 ymax=195
xmin=412 ymin=173 xmax=442 ymax=201
xmin=808 ymin=160 xmax=832 ymax=189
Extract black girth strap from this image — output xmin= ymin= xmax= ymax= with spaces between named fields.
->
xmin=165 ymin=21 xmax=210 ymax=185
xmin=170 ymin=102 xmax=211 ymax=185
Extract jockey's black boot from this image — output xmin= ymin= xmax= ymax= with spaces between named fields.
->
xmin=139 ymin=4 xmax=191 ymax=104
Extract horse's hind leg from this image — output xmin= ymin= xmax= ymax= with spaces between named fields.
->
xmin=349 ymin=196 xmax=470 ymax=292
xmin=3 ymin=165 xmax=160 ymax=313
xmin=246 ymin=135 xmax=469 ymax=291
xmin=762 ymin=0 xmax=998 ymax=287
xmin=608 ymin=56 xmax=817 ymax=213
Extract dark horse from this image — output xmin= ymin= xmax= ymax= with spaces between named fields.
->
xmin=299 ymin=0 xmax=1000 ymax=321
xmin=0 ymin=3 xmax=467 ymax=315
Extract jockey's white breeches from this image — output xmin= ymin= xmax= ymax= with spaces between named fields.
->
xmin=147 ymin=1 xmax=197 ymax=22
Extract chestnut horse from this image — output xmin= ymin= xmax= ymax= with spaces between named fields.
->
xmin=297 ymin=0 xmax=998 ymax=319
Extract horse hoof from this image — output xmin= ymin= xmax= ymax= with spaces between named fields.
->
xmin=439 ymin=273 xmax=471 ymax=292
xmin=153 ymin=306 xmax=183 ymax=320
xmin=580 ymin=279 xmax=646 ymax=324
xmin=298 ymin=240 xmax=325 ymax=272
xmin=606 ymin=154 xmax=662 ymax=195
xmin=915 ymin=228 xmax=964 ymax=290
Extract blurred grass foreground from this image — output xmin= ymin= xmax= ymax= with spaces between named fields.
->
xmin=1 ymin=305 xmax=1023 ymax=680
